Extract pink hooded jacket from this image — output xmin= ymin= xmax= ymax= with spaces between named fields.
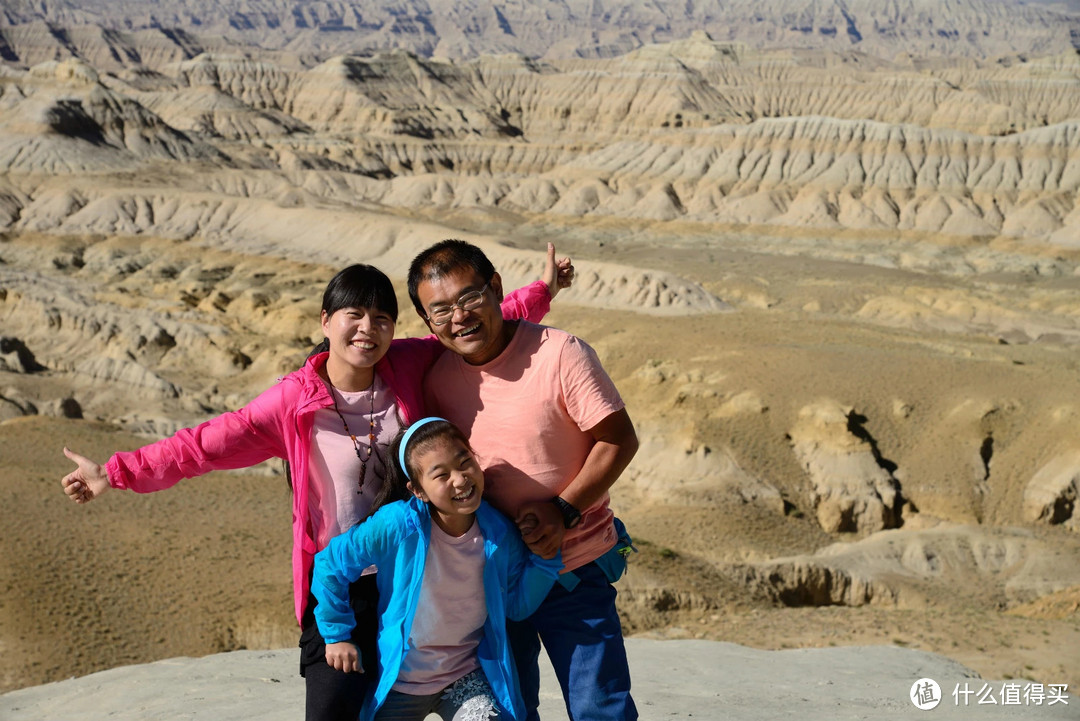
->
xmin=103 ymin=280 xmax=552 ymax=626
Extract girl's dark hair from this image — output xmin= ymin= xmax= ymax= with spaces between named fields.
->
xmin=365 ymin=444 xmax=400 ymax=513
xmin=387 ymin=419 xmax=471 ymax=501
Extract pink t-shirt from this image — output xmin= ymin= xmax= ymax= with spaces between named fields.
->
xmin=424 ymin=321 xmax=624 ymax=572
xmin=393 ymin=520 xmax=486 ymax=695
xmin=308 ymin=372 xmax=402 ymax=551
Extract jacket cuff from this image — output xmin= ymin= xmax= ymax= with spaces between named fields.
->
xmin=536 ymin=550 xmax=564 ymax=576
xmin=103 ymin=456 xmax=126 ymax=490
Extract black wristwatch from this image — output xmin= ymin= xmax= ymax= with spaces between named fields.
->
xmin=551 ymin=496 xmax=582 ymax=529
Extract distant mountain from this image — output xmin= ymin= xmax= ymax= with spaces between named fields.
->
xmin=2 ymin=0 xmax=1079 ymax=64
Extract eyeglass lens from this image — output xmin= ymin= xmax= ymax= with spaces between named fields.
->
xmin=430 ymin=285 xmax=487 ymax=323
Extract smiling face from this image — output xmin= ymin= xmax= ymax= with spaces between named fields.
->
xmin=320 ymin=305 xmax=395 ymax=390
xmin=415 ymin=267 xmax=508 ymax=366
xmin=407 ymin=434 xmax=485 ymax=536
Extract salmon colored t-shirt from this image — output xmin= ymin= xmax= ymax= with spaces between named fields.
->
xmin=424 ymin=321 xmax=624 ymax=572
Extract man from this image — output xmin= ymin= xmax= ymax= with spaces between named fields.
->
xmin=408 ymin=239 xmax=639 ymax=721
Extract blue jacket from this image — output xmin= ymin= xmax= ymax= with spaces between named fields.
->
xmin=312 ymin=497 xmax=563 ymax=721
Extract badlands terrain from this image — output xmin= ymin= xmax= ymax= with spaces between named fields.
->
xmin=1 ymin=0 xmax=1080 ymax=705
xmin=3 ymin=0 xmax=1080 ymax=61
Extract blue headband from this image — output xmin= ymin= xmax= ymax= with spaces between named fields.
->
xmin=398 ymin=417 xmax=447 ymax=481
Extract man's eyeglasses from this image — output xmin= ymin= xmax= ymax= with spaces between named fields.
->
xmin=426 ymin=284 xmax=489 ymax=326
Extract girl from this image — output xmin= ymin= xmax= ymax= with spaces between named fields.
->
xmin=59 ymin=246 xmax=573 ymax=721
xmin=313 ymin=418 xmax=562 ymax=721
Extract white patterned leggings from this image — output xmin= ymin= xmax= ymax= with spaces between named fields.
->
xmin=373 ymin=669 xmax=501 ymax=721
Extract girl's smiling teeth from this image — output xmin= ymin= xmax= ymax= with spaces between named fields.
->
xmin=350 ymin=339 xmax=377 ymax=349
xmin=452 ymin=485 xmax=476 ymax=502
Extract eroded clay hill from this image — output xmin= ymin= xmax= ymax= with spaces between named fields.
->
xmin=2 ymin=0 xmax=1079 ymax=62
xmin=2 ymin=37 xmax=1080 ymax=249
xmin=1 ymin=25 xmax=1079 ymax=698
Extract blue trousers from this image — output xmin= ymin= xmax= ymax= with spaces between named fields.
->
xmin=506 ymin=561 xmax=637 ymax=721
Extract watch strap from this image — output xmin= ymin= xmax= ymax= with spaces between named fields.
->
xmin=551 ymin=495 xmax=582 ymax=529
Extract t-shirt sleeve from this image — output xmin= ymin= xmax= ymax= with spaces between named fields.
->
xmin=558 ymin=335 xmax=624 ymax=433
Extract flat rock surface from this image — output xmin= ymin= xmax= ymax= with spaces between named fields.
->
xmin=2 ymin=640 xmax=1074 ymax=720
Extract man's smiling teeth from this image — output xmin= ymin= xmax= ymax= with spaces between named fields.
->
xmin=455 ymin=323 xmax=481 ymax=338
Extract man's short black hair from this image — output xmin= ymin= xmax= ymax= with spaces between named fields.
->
xmin=407 ymin=239 xmax=496 ymax=317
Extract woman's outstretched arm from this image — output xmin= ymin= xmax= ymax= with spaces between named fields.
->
xmin=59 ymin=380 xmax=293 ymax=502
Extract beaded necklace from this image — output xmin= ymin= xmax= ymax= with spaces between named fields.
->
xmin=327 ymin=376 xmax=379 ymax=495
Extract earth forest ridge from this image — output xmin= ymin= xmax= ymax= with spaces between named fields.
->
xmin=0 ymin=0 xmax=1078 ymax=701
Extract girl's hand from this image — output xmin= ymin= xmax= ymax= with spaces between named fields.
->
xmin=325 ymin=641 xmax=363 ymax=674
xmin=61 ymin=447 xmax=111 ymax=504
xmin=542 ymin=242 xmax=575 ymax=299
